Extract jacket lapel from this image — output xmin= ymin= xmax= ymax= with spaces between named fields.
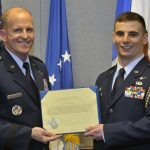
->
xmin=109 ymin=57 xmax=149 ymax=108
xmin=30 ymin=58 xmax=44 ymax=91
xmin=102 ymin=66 xmax=116 ymax=106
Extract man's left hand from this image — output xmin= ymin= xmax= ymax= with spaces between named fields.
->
xmin=84 ymin=124 xmax=104 ymax=141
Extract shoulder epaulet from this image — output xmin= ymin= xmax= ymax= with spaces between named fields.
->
xmin=108 ymin=65 xmax=116 ymax=71
xmin=101 ymin=65 xmax=116 ymax=75
xmin=29 ymin=55 xmax=44 ymax=63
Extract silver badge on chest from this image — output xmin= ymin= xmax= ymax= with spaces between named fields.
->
xmin=12 ymin=105 xmax=22 ymax=116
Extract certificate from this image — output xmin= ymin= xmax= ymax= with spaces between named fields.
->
xmin=41 ymin=86 xmax=100 ymax=134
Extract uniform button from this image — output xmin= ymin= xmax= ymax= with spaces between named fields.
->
xmin=108 ymin=108 xmax=114 ymax=114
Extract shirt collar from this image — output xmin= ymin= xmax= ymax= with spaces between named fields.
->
xmin=5 ymin=48 xmax=30 ymax=70
xmin=116 ymin=55 xmax=144 ymax=78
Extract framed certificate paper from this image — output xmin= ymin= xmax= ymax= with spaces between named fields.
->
xmin=41 ymin=86 xmax=100 ymax=134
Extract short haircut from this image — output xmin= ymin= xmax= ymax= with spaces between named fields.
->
xmin=114 ymin=12 xmax=147 ymax=33
xmin=0 ymin=7 xmax=32 ymax=29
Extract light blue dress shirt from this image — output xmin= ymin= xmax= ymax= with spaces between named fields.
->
xmin=6 ymin=48 xmax=35 ymax=80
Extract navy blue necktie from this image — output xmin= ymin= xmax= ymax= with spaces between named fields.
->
xmin=112 ymin=68 xmax=125 ymax=97
xmin=23 ymin=62 xmax=38 ymax=98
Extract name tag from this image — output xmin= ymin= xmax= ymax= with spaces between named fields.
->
xmin=7 ymin=93 xmax=23 ymax=100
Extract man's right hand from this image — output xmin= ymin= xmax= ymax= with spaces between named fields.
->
xmin=31 ymin=127 xmax=61 ymax=144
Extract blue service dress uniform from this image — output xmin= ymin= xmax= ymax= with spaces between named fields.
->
xmin=94 ymin=57 xmax=150 ymax=150
xmin=0 ymin=48 xmax=50 ymax=150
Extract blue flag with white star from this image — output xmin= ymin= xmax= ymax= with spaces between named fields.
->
xmin=46 ymin=0 xmax=73 ymax=90
xmin=45 ymin=2 xmax=80 ymax=150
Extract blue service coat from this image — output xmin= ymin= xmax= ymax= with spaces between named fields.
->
xmin=94 ymin=57 xmax=150 ymax=150
xmin=0 ymin=48 xmax=50 ymax=150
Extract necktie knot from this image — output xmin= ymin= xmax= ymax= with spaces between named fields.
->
xmin=23 ymin=62 xmax=29 ymax=71
xmin=119 ymin=68 xmax=125 ymax=77
xmin=23 ymin=62 xmax=29 ymax=68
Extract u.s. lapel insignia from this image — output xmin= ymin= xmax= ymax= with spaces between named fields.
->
xmin=32 ymin=63 xmax=35 ymax=66
xmin=99 ymin=87 xmax=102 ymax=92
xmin=99 ymin=87 xmax=102 ymax=96
xmin=10 ymin=65 xmax=15 ymax=69
xmin=12 ymin=105 xmax=22 ymax=116
xmin=134 ymin=70 xmax=139 ymax=74
xmin=39 ymin=70 xmax=43 ymax=76
xmin=140 ymin=76 xmax=147 ymax=80
xmin=135 ymin=81 xmax=143 ymax=86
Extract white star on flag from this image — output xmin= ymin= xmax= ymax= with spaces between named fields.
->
xmin=61 ymin=50 xmax=71 ymax=62
xmin=49 ymin=74 xmax=57 ymax=86
xmin=57 ymin=59 xmax=62 ymax=70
